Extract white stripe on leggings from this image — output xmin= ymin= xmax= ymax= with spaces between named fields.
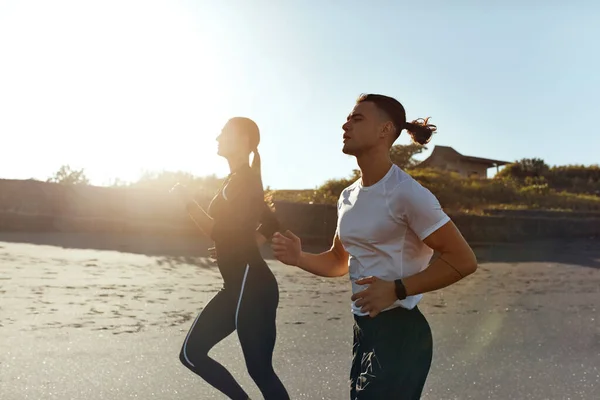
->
xmin=182 ymin=312 xmax=202 ymax=367
xmin=235 ymin=265 xmax=250 ymax=329
xmin=182 ymin=264 xmax=249 ymax=367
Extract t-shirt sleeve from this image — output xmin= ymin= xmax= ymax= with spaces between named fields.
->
xmin=209 ymin=174 xmax=266 ymax=243
xmin=388 ymin=180 xmax=450 ymax=241
xmin=335 ymin=191 xmax=343 ymax=237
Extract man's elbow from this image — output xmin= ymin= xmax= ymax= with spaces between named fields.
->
xmin=462 ymin=251 xmax=478 ymax=276
xmin=332 ymin=266 xmax=349 ymax=278
xmin=332 ymin=255 xmax=349 ymax=277
xmin=464 ymin=261 xmax=478 ymax=277
xmin=321 ymin=249 xmax=348 ymax=278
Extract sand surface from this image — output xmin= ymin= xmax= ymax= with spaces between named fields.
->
xmin=1 ymin=232 xmax=599 ymax=399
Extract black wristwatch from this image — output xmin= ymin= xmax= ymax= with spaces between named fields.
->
xmin=394 ymin=279 xmax=407 ymax=300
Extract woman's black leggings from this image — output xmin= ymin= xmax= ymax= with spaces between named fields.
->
xmin=179 ymin=262 xmax=289 ymax=400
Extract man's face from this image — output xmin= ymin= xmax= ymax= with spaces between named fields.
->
xmin=341 ymin=101 xmax=390 ymax=156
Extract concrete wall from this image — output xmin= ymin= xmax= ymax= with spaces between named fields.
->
xmin=0 ymin=179 xmax=194 ymax=234
xmin=1 ymin=179 xmax=599 ymax=244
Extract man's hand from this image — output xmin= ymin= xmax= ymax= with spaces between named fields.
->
xmin=271 ymin=230 xmax=302 ymax=266
xmin=350 ymin=276 xmax=398 ymax=318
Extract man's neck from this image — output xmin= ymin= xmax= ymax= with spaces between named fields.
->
xmin=356 ymin=148 xmax=393 ymax=187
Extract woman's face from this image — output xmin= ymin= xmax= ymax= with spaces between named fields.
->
xmin=216 ymin=120 xmax=249 ymax=158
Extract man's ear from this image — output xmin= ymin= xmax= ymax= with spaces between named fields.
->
xmin=380 ymin=121 xmax=394 ymax=138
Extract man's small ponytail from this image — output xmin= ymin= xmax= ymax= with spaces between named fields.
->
xmin=405 ymin=117 xmax=437 ymax=145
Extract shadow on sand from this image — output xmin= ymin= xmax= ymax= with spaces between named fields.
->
xmin=0 ymin=231 xmax=599 ymax=269
xmin=470 ymin=237 xmax=600 ymax=269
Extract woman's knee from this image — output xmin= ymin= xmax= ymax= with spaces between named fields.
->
xmin=179 ymin=343 xmax=208 ymax=369
xmin=179 ymin=348 xmax=194 ymax=369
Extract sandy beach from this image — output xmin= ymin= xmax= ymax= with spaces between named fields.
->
xmin=1 ymin=232 xmax=599 ymax=399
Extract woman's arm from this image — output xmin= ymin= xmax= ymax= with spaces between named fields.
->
xmin=208 ymin=174 xmax=268 ymax=245
xmin=185 ymin=200 xmax=215 ymax=238
xmin=256 ymin=201 xmax=281 ymax=243
xmin=171 ymin=183 xmax=215 ymax=238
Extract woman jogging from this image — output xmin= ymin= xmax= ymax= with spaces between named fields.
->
xmin=172 ymin=117 xmax=289 ymax=400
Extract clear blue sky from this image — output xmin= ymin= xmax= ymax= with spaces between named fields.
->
xmin=1 ymin=0 xmax=598 ymax=189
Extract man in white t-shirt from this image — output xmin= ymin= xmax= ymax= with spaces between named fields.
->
xmin=271 ymin=93 xmax=478 ymax=399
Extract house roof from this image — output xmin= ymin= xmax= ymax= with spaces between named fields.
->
xmin=418 ymin=145 xmax=511 ymax=167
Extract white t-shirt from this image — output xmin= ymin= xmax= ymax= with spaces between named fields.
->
xmin=336 ymin=164 xmax=450 ymax=316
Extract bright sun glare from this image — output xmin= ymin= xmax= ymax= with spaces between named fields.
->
xmin=0 ymin=0 xmax=231 ymax=185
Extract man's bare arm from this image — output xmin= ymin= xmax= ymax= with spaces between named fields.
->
xmin=352 ymin=220 xmax=477 ymax=317
xmin=296 ymin=233 xmax=349 ymax=277
xmin=272 ymin=231 xmax=349 ymax=277
xmin=402 ymin=220 xmax=477 ymax=296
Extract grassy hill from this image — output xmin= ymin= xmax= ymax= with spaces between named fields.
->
xmin=268 ymin=167 xmax=600 ymax=214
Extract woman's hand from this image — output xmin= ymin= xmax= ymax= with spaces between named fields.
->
xmin=170 ymin=183 xmax=194 ymax=205
xmin=208 ymin=246 xmax=217 ymax=262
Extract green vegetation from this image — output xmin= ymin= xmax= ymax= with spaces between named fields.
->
xmin=47 ymin=165 xmax=90 ymax=186
xmin=48 ymin=146 xmax=600 ymax=213
xmin=269 ymin=152 xmax=600 ymax=213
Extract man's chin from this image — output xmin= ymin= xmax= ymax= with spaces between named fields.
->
xmin=342 ymin=145 xmax=355 ymax=156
